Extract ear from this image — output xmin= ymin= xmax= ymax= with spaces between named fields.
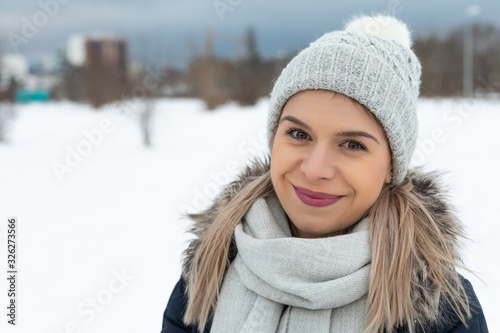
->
xmin=384 ymin=166 xmax=393 ymax=184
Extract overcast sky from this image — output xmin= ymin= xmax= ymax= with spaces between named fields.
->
xmin=1 ymin=0 xmax=498 ymax=69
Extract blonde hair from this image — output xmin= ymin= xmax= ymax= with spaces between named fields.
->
xmin=365 ymin=177 xmax=471 ymax=333
xmin=183 ymin=171 xmax=471 ymax=333
xmin=183 ymin=170 xmax=275 ymax=330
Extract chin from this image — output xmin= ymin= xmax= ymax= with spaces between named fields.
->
xmin=293 ymin=221 xmax=343 ymax=238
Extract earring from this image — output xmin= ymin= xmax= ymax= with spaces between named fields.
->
xmin=389 ymin=175 xmax=393 ymax=183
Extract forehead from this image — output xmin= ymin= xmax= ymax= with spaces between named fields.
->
xmin=282 ymin=90 xmax=377 ymax=123
xmin=279 ymin=90 xmax=388 ymax=141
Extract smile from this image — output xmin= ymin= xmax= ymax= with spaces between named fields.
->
xmin=292 ymin=185 xmax=343 ymax=207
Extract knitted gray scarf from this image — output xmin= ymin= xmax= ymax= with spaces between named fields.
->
xmin=211 ymin=195 xmax=372 ymax=333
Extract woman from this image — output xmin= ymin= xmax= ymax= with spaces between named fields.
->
xmin=161 ymin=14 xmax=488 ymax=333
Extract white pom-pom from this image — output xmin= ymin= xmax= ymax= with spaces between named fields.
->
xmin=344 ymin=14 xmax=412 ymax=48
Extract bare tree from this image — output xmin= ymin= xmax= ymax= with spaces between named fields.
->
xmin=123 ymin=62 xmax=167 ymax=147
xmin=0 ymin=45 xmax=18 ymax=142
xmin=140 ymin=96 xmax=154 ymax=147
xmin=0 ymin=101 xmax=16 ymax=142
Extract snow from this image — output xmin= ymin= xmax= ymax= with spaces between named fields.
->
xmin=0 ymin=97 xmax=498 ymax=332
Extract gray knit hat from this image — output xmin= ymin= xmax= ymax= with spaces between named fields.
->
xmin=267 ymin=15 xmax=421 ymax=185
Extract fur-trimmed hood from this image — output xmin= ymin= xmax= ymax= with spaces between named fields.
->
xmin=181 ymin=155 xmax=465 ymax=328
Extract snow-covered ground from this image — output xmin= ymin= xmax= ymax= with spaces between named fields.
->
xmin=0 ymin=97 xmax=498 ymax=332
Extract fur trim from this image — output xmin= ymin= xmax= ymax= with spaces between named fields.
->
xmin=402 ymin=168 xmax=466 ymax=327
xmin=181 ymin=156 xmax=465 ymax=327
xmin=181 ymin=155 xmax=271 ymax=280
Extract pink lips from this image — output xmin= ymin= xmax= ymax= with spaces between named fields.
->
xmin=293 ymin=185 xmax=343 ymax=207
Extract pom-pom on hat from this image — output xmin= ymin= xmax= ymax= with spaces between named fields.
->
xmin=267 ymin=14 xmax=422 ymax=185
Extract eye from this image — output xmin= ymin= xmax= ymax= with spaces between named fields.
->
xmin=285 ymin=127 xmax=310 ymax=141
xmin=340 ymin=140 xmax=367 ymax=152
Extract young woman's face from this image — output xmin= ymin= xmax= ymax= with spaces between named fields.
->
xmin=270 ymin=90 xmax=392 ymax=238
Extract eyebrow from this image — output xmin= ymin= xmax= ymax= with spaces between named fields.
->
xmin=280 ymin=115 xmax=311 ymax=130
xmin=280 ymin=115 xmax=381 ymax=144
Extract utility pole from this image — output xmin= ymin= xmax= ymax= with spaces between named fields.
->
xmin=463 ymin=5 xmax=480 ymax=98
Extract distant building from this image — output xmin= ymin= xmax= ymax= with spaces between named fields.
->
xmin=30 ymin=54 xmax=61 ymax=75
xmin=85 ymin=35 xmax=127 ymax=80
xmin=15 ymin=89 xmax=50 ymax=103
xmin=66 ymin=34 xmax=86 ymax=67
xmin=64 ymin=33 xmax=129 ymax=106
xmin=65 ymin=33 xmax=127 ymax=79
xmin=0 ymin=54 xmax=29 ymax=91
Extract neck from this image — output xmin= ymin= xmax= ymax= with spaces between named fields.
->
xmin=286 ymin=215 xmax=350 ymax=238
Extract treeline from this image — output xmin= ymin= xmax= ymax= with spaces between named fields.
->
xmin=414 ymin=23 xmax=500 ymax=97
xmin=3 ymin=22 xmax=499 ymax=110
xmin=191 ymin=22 xmax=500 ymax=109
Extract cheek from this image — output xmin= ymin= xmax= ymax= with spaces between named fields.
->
xmin=270 ymin=141 xmax=297 ymax=193
xmin=352 ymin=160 xmax=389 ymax=198
xmin=343 ymin=151 xmax=389 ymax=187
xmin=270 ymin=140 xmax=288 ymax=175
xmin=270 ymin=144 xmax=282 ymax=188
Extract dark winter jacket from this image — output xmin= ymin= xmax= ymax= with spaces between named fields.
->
xmin=161 ymin=274 xmax=487 ymax=333
xmin=161 ymin=157 xmax=489 ymax=333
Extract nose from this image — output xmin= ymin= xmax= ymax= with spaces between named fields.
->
xmin=300 ymin=143 xmax=336 ymax=181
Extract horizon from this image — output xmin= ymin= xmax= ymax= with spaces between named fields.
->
xmin=1 ymin=0 xmax=499 ymax=69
